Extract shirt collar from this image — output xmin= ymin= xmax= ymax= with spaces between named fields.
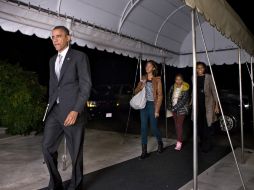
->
xmin=58 ymin=46 xmax=69 ymax=58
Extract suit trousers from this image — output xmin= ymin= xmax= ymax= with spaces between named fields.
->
xmin=42 ymin=103 xmax=85 ymax=190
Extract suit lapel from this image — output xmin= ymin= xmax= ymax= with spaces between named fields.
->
xmin=59 ymin=49 xmax=72 ymax=83
xmin=51 ymin=55 xmax=58 ymax=81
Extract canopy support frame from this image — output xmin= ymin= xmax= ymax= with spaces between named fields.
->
xmin=251 ymin=57 xmax=254 ymax=135
xmin=238 ymin=49 xmax=245 ymax=163
xmin=118 ymin=0 xmax=142 ymax=33
xmin=62 ymin=138 xmax=67 ymax=171
xmin=122 ymin=56 xmax=141 ymax=140
xmin=162 ymin=58 xmax=168 ymax=138
xmin=191 ymin=9 xmax=198 ymax=190
xmin=56 ymin=0 xmax=63 ymax=15
xmin=154 ymin=4 xmax=186 ymax=46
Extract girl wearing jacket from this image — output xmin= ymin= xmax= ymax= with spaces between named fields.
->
xmin=168 ymin=74 xmax=190 ymax=150
xmin=134 ymin=60 xmax=163 ymax=160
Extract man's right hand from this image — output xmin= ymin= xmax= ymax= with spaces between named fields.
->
xmin=64 ymin=111 xmax=79 ymax=127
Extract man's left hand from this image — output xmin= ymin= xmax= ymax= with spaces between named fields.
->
xmin=64 ymin=111 xmax=79 ymax=127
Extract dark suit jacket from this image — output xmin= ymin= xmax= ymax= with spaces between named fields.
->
xmin=47 ymin=48 xmax=92 ymax=123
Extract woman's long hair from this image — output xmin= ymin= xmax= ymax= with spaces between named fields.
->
xmin=147 ymin=60 xmax=158 ymax=77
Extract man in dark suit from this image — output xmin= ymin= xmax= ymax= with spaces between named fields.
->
xmin=42 ymin=26 xmax=92 ymax=190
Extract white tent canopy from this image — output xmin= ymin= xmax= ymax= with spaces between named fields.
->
xmin=174 ymin=22 xmax=251 ymax=67
xmin=0 ymin=0 xmax=253 ymax=67
xmin=0 ymin=1 xmax=253 ymax=189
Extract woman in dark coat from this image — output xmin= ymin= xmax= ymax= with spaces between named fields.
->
xmin=195 ymin=62 xmax=219 ymax=152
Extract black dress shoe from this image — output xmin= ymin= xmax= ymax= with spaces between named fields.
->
xmin=157 ymin=141 xmax=164 ymax=153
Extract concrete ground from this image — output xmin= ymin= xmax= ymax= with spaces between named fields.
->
xmin=0 ymin=129 xmax=175 ymax=190
xmin=1 ymin=121 xmax=254 ymax=190
xmin=179 ymin=148 xmax=254 ymax=190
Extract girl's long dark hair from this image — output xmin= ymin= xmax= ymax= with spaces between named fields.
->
xmin=147 ymin=60 xmax=158 ymax=77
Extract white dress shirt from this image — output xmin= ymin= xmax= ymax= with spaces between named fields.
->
xmin=55 ymin=46 xmax=69 ymax=80
xmin=55 ymin=46 xmax=69 ymax=103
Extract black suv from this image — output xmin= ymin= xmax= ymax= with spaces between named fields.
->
xmin=217 ymin=89 xmax=252 ymax=132
xmin=87 ymin=84 xmax=132 ymax=120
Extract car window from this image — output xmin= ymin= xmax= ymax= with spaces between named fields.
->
xmin=90 ymin=84 xmax=132 ymax=98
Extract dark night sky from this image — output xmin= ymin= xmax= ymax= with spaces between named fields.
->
xmin=0 ymin=28 xmax=138 ymax=87
xmin=227 ymin=0 xmax=254 ymax=36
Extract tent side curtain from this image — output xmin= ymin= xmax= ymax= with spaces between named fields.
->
xmin=172 ymin=49 xmax=251 ymax=68
xmin=0 ymin=1 xmax=174 ymax=63
xmin=185 ymin=0 xmax=254 ymax=56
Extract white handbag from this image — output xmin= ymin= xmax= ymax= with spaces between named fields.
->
xmin=130 ymin=87 xmax=147 ymax=110
xmin=166 ymin=109 xmax=173 ymax=118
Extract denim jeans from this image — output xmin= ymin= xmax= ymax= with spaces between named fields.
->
xmin=140 ymin=101 xmax=162 ymax=144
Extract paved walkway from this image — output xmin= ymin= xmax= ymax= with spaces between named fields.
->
xmin=179 ymin=148 xmax=254 ymax=190
xmin=0 ymin=129 xmax=175 ymax=190
xmin=1 ymin=128 xmax=253 ymax=190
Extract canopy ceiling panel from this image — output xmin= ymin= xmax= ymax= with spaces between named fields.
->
xmin=186 ymin=0 xmax=254 ymax=55
xmin=181 ymin=22 xmax=237 ymax=54
xmin=0 ymin=0 xmax=174 ymax=62
xmin=119 ymin=0 xmax=192 ymax=54
xmin=154 ymin=9 xmax=191 ymax=54
xmin=173 ymin=21 xmax=247 ymax=67
xmin=61 ymin=0 xmax=125 ymax=30
xmin=0 ymin=0 xmax=253 ymax=67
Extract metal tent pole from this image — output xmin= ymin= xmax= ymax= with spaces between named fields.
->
xmin=62 ymin=138 xmax=67 ymax=171
xmin=244 ymin=60 xmax=254 ymax=135
xmin=251 ymin=57 xmax=254 ymax=134
xmin=162 ymin=58 xmax=168 ymax=138
xmin=238 ymin=49 xmax=245 ymax=163
xmin=191 ymin=9 xmax=198 ymax=190
xmin=196 ymin=12 xmax=246 ymax=190
xmin=123 ymin=59 xmax=140 ymax=139
xmin=139 ymin=55 xmax=142 ymax=80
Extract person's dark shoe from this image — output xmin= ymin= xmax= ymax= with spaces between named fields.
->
xmin=67 ymin=185 xmax=84 ymax=190
xmin=48 ymin=186 xmax=64 ymax=190
xmin=48 ymin=182 xmax=64 ymax=190
xmin=157 ymin=141 xmax=164 ymax=153
xmin=67 ymin=181 xmax=85 ymax=190
xmin=201 ymin=147 xmax=210 ymax=153
xmin=139 ymin=144 xmax=149 ymax=160
xmin=201 ymin=143 xmax=212 ymax=153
